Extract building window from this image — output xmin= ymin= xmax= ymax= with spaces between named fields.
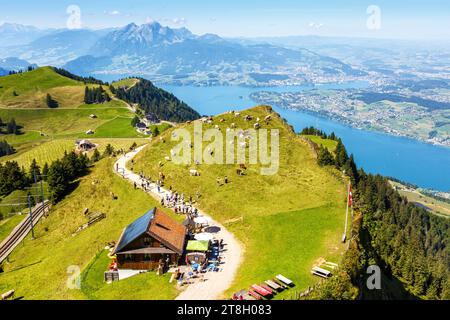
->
xmin=143 ymin=237 xmax=152 ymax=246
xmin=125 ymin=254 xmax=132 ymax=261
xmin=144 ymin=254 xmax=151 ymax=261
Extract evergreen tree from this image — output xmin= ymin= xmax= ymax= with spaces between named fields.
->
xmin=83 ymin=86 xmax=111 ymax=104
xmin=84 ymin=86 xmax=90 ymax=104
xmin=131 ymin=115 xmax=140 ymax=127
xmin=317 ymin=145 xmax=334 ymax=166
xmin=6 ymin=118 xmax=19 ymax=135
xmin=334 ymin=139 xmax=349 ymax=169
xmin=0 ymin=140 xmax=15 ymax=157
xmin=0 ymin=161 xmax=29 ymax=196
xmin=46 ymin=93 xmax=59 ymax=108
xmin=42 ymin=162 xmax=49 ymax=181
xmin=115 ymin=78 xmax=200 ymax=122
xmin=91 ymin=149 xmax=101 ymax=162
xmin=103 ymin=144 xmax=115 ymax=157
xmin=29 ymin=158 xmax=41 ymax=181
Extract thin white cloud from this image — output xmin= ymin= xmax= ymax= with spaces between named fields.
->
xmin=105 ymin=10 xmax=120 ymax=16
xmin=308 ymin=22 xmax=323 ymax=29
xmin=172 ymin=17 xmax=187 ymax=26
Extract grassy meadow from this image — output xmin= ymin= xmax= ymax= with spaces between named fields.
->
xmin=1 ymin=138 xmax=150 ymax=168
xmin=390 ymin=181 xmax=450 ymax=217
xmin=0 ymin=159 xmax=180 ymax=300
xmin=132 ymin=105 xmax=348 ymax=298
xmin=0 ymin=67 xmax=81 ymax=108
xmin=111 ymin=78 xmax=139 ymax=89
xmin=0 ymin=215 xmax=25 ymax=243
xmin=303 ymin=134 xmax=338 ymax=152
xmin=0 ymin=67 xmax=125 ymax=109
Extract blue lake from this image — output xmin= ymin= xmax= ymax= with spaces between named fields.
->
xmin=160 ymin=84 xmax=450 ymax=192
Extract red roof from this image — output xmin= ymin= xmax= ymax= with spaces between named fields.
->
xmin=148 ymin=208 xmax=187 ymax=255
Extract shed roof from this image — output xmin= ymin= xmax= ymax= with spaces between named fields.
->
xmin=186 ymin=240 xmax=209 ymax=252
xmin=113 ymin=208 xmax=186 ymax=255
xmin=148 ymin=209 xmax=187 ymax=254
xmin=114 ymin=208 xmax=155 ymax=253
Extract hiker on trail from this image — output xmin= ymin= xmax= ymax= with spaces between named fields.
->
xmin=133 ymin=182 xmax=136 ymax=189
xmin=115 ymin=163 xmax=118 ymax=171
xmin=224 ymin=176 xmax=229 ymax=184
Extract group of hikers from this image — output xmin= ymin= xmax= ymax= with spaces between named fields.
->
xmin=116 ymin=151 xmax=203 ymax=219
xmin=161 ymin=191 xmax=199 ymax=217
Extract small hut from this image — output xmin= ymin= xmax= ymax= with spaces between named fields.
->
xmin=112 ymin=208 xmax=187 ymax=270
xmin=76 ymin=139 xmax=96 ymax=152
xmin=185 ymin=240 xmax=209 ymax=266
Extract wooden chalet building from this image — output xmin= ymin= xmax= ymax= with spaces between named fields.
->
xmin=113 ymin=208 xmax=187 ymax=270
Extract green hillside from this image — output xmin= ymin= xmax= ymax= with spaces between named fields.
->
xmin=0 ymin=67 xmax=84 ymax=108
xmin=0 ymin=67 xmax=178 ymax=167
xmin=0 ymin=159 xmax=180 ymax=300
xmin=111 ymin=78 xmax=139 ymax=89
xmin=132 ymin=105 xmax=349 ymax=298
xmin=114 ymin=78 xmax=201 ymax=122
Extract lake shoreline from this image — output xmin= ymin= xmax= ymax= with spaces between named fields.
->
xmin=159 ymin=83 xmax=450 ymax=192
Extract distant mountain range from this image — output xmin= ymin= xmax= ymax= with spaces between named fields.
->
xmin=0 ymin=57 xmax=37 ymax=71
xmin=0 ymin=23 xmax=52 ymax=47
xmin=0 ymin=22 xmax=367 ymax=85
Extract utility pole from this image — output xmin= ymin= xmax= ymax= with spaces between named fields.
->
xmin=35 ymin=168 xmax=45 ymax=209
xmin=342 ymin=181 xmax=350 ymax=243
xmin=28 ymin=194 xmax=35 ymax=240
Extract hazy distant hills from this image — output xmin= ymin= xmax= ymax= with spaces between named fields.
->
xmin=1 ymin=28 xmax=108 ymax=67
xmin=0 ymin=23 xmax=52 ymax=47
xmin=0 ymin=57 xmax=37 ymax=73
xmin=0 ymin=22 xmax=366 ymax=85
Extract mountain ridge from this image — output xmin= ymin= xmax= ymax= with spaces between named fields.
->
xmin=0 ymin=22 xmax=366 ymax=86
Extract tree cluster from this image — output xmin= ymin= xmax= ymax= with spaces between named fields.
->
xmin=46 ymin=93 xmax=59 ymax=108
xmin=355 ymin=172 xmax=450 ymax=299
xmin=0 ymin=118 xmax=21 ymax=135
xmin=52 ymin=67 xmax=107 ymax=85
xmin=7 ymin=65 xmax=36 ymax=75
xmin=0 ymin=140 xmax=15 ymax=157
xmin=84 ymin=86 xmax=111 ymax=104
xmin=307 ymin=126 xmax=450 ymax=300
xmin=115 ymin=78 xmax=200 ymax=122
xmin=0 ymin=161 xmax=29 ymax=196
xmin=47 ymin=151 xmax=89 ymax=203
xmin=301 ymin=126 xmax=337 ymax=141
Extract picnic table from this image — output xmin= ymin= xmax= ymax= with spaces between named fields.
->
xmin=251 ymin=284 xmax=271 ymax=297
xmin=265 ymin=280 xmax=282 ymax=291
xmin=276 ymin=274 xmax=293 ymax=286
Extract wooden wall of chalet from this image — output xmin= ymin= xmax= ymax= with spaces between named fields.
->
xmin=122 ymin=234 xmax=163 ymax=251
xmin=116 ymin=253 xmax=179 ymax=270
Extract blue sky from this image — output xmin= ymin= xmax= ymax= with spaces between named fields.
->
xmin=1 ymin=0 xmax=449 ymax=39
